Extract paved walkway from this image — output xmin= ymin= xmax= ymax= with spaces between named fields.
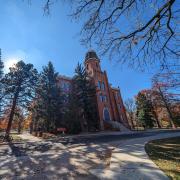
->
xmin=0 ymin=130 xmax=179 ymax=179
xmin=63 ymin=128 xmax=179 ymax=139
xmin=90 ymin=132 xmax=180 ymax=180
xmin=17 ymin=133 xmax=42 ymax=142
xmin=0 ymin=142 xmax=111 ymax=179
xmin=17 ymin=128 xmax=180 ymax=142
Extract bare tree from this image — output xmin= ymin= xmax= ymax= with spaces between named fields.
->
xmin=153 ymin=63 xmax=180 ymax=96
xmin=43 ymin=0 xmax=180 ymax=69
xmin=124 ymin=98 xmax=136 ymax=129
xmin=152 ymin=76 xmax=177 ymax=128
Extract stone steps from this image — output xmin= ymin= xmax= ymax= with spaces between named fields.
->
xmin=108 ymin=120 xmax=130 ymax=132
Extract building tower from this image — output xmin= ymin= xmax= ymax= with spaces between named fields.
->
xmin=84 ymin=50 xmax=130 ymax=131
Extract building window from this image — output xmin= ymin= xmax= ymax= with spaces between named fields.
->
xmin=118 ymin=104 xmax=121 ymax=110
xmin=96 ymin=63 xmax=98 ymax=68
xmin=99 ymin=94 xmax=103 ymax=102
xmin=86 ymin=64 xmax=89 ymax=70
xmin=98 ymin=81 xmax=101 ymax=89
xmin=102 ymin=82 xmax=105 ymax=90
xmin=99 ymin=95 xmax=107 ymax=102
xmin=103 ymin=108 xmax=111 ymax=121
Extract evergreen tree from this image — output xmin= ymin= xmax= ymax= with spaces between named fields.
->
xmin=136 ymin=92 xmax=154 ymax=128
xmin=2 ymin=60 xmax=38 ymax=140
xmin=73 ymin=63 xmax=99 ymax=132
xmin=63 ymin=80 xmax=82 ymax=134
xmin=33 ymin=61 xmax=62 ymax=133
xmin=0 ymin=49 xmax=4 ymax=117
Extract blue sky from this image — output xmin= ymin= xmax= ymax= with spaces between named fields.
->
xmin=0 ymin=0 xmax=155 ymax=100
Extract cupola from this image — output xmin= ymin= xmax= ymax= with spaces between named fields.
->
xmin=85 ymin=50 xmax=100 ymax=62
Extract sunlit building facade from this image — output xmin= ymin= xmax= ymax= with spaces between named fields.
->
xmin=58 ymin=50 xmax=130 ymax=131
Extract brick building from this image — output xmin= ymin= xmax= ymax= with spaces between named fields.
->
xmin=58 ymin=50 xmax=130 ymax=131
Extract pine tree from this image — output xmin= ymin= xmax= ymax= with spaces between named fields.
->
xmin=0 ymin=49 xmax=4 ymax=117
xmin=2 ymin=60 xmax=38 ymax=140
xmin=136 ymin=92 xmax=154 ymax=128
xmin=33 ymin=61 xmax=62 ymax=133
xmin=63 ymin=80 xmax=82 ymax=134
xmin=73 ymin=63 xmax=99 ymax=132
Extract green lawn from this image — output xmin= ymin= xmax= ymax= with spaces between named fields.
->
xmin=145 ymin=137 xmax=180 ymax=180
xmin=0 ymin=133 xmax=27 ymax=143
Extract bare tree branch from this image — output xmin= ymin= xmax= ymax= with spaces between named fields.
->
xmin=66 ymin=0 xmax=179 ymax=69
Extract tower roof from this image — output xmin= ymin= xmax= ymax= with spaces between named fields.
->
xmin=85 ymin=50 xmax=100 ymax=62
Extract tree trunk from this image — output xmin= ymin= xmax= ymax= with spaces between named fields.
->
xmin=130 ymin=113 xmax=135 ymax=129
xmin=158 ymin=87 xmax=176 ymax=128
xmin=4 ymin=92 xmax=18 ymax=140
xmin=152 ymin=109 xmax=162 ymax=128
xmin=165 ymin=105 xmax=176 ymax=128
xmin=17 ymin=118 xmax=23 ymax=134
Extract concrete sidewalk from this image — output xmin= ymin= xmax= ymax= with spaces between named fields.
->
xmin=0 ymin=141 xmax=111 ymax=179
xmin=90 ymin=132 xmax=180 ymax=180
xmin=17 ymin=133 xmax=42 ymax=142
xmin=17 ymin=128 xmax=179 ymax=142
xmin=63 ymin=128 xmax=179 ymax=139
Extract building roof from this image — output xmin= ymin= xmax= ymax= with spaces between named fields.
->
xmin=111 ymin=87 xmax=120 ymax=91
xmin=58 ymin=75 xmax=72 ymax=81
xmin=85 ymin=50 xmax=100 ymax=62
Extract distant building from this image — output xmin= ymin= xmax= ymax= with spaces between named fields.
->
xmin=58 ymin=50 xmax=130 ymax=131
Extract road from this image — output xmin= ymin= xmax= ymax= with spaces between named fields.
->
xmin=60 ymin=129 xmax=180 ymax=145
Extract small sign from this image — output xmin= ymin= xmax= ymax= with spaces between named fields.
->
xmin=57 ymin=128 xmax=66 ymax=132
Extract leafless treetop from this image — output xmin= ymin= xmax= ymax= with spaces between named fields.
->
xmin=44 ymin=0 xmax=179 ymax=70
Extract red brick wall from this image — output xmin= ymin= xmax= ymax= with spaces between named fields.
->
xmin=85 ymin=57 xmax=130 ymax=130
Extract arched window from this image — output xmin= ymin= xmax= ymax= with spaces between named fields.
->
xmin=103 ymin=108 xmax=111 ymax=121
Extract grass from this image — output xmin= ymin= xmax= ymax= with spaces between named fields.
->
xmin=145 ymin=137 xmax=180 ymax=180
xmin=0 ymin=133 xmax=27 ymax=143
